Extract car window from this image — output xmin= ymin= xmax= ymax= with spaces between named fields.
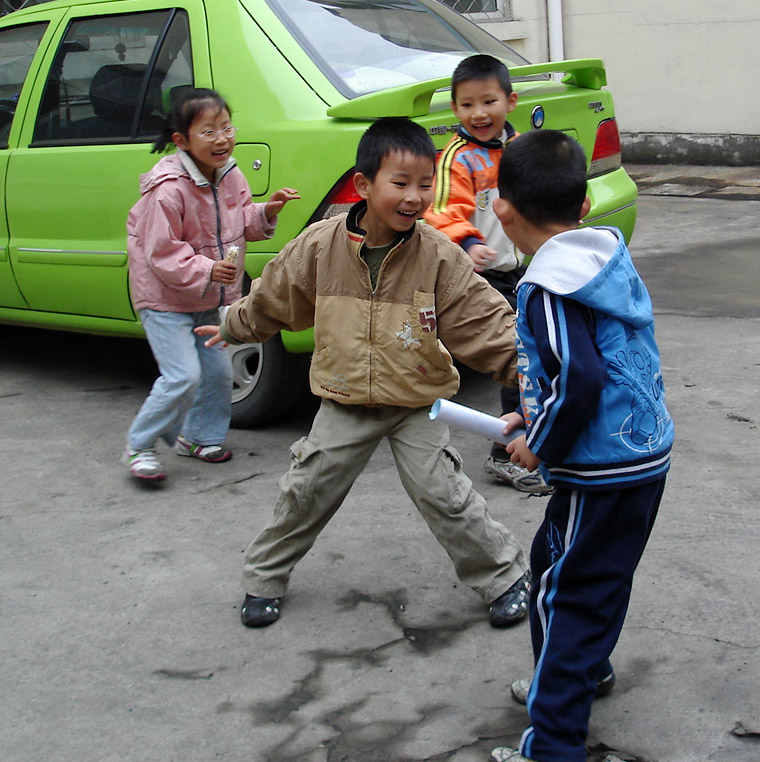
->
xmin=143 ymin=9 xmax=193 ymax=123
xmin=0 ymin=21 xmax=48 ymax=147
xmin=265 ymin=0 xmax=528 ymax=98
xmin=31 ymin=9 xmax=192 ymax=145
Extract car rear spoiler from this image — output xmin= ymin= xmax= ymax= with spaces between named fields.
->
xmin=326 ymin=58 xmax=606 ymax=120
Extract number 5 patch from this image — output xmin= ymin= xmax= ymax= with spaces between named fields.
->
xmin=419 ymin=305 xmax=436 ymax=332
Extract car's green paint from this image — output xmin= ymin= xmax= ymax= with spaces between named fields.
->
xmin=0 ymin=0 xmax=637 ymax=418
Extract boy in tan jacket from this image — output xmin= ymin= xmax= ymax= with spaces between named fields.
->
xmin=197 ymin=117 xmax=529 ymax=628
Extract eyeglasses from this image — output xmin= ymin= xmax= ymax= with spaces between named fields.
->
xmin=194 ymin=125 xmax=238 ymax=142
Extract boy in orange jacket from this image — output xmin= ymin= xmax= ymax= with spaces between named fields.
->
xmin=425 ymin=54 xmax=550 ymax=496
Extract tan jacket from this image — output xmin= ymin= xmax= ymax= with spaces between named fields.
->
xmin=223 ymin=202 xmax=517 ymax=408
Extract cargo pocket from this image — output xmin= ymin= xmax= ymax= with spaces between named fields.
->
xmin=277 ymin=436 xmax=324 ymax=515
xmin=430 ymin=444 xmax=473 ymax=515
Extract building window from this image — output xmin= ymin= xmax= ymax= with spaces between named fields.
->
xmin=1 ymin=0 xmax=52 ymax=14
xmin=440 ymin=0 xmax=513 ymax=21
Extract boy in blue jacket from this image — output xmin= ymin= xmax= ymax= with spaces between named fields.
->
xmin=488 ymin=130 xmax=674 ymax=762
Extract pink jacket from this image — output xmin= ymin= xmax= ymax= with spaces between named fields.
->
xmin=127 ymin=150 xmax=275 ymax=312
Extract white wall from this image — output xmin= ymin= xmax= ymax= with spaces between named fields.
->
xmin=477 ymin=0 xmax=760 ymax=162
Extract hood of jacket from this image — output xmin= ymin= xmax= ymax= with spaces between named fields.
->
xmin=518 ymin=227 xmax=653 ymax=329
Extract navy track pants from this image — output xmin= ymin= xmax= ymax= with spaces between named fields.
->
xmin=520 ymin=478 xmax=666 ymax=762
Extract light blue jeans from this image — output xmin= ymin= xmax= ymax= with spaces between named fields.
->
xmin=127 ymin=308 xmax=232 ymax=451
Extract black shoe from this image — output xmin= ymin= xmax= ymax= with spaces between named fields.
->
xmin=240 ymin=594 xmax=281 ymax=628
xmin=595 ymin=668 xmax=616 ymax=697
xmin=488 ymin=572 xmax=530 ymax=628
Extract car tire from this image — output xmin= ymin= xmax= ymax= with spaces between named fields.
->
xmin=228 ymin=333 xmax=312 ymax=428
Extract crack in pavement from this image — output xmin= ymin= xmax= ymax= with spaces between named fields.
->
xmin=336 ymin=589 xmax=478 ymax=655
xmin=221 ymin=588 xmax=485 ymax=760
xmin=153 ymin=667 xmax=217 ymax=680
xmin=223 ymin=591 xmax=663 ymax=761
xmin=194 ymin=472 xmax=265 ymax=493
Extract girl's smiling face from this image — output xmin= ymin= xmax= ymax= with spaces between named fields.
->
xmin=173 ymin=106 xmax=235 ymax=182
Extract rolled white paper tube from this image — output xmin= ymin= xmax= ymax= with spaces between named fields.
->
xmin=428 ymin=398 xmax=521 ymax=445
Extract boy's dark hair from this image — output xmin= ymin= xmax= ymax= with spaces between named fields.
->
xmin=451 ymin=54 xmax=512 ymax=103
xmin=498 ymin=130 xmax=588 ymax=227
xmin=152 ymin=87 xmax=231 ymax=153
xmin=355 ymin=117 xmax=436 ymax=181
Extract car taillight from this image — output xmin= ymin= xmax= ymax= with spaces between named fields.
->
xmin=309 ymin=171 xmax=362 ymax=224
xmin=588 ymin=118 xmax=622 ymax=178
xmin=310 ymin=150 xmax=442 ymax=225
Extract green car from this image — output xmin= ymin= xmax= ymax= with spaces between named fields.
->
xmin=0 ymin=0 xmax=637 ymax=426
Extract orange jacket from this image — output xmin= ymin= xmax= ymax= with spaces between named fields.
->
xmin=424 ymin=124 xmax=522 ymax=272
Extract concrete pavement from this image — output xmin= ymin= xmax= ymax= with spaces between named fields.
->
xmin=627 ymin=164 xmax=760 ymax=202
xmin=2 ymin=165 xmax=759 ymax=762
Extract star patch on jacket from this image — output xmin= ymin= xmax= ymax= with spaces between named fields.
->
xmin=396 ymin=321 xmax=421 ymax=350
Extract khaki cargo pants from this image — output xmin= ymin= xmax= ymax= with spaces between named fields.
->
xmin=242 ymin=399 xmax=527 ymax=604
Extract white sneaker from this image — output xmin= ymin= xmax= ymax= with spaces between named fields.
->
xmin=510 ymin=676 xmax=533 ymax=704
xmin=123 ymin=447 xmax=166 ymax=481
xmin=175 ymin=434 xmax=232 ymax=463
xmin=490 ymin=748 xmax=533 ymax=762
xmin=510 ymin=669 xmax=616 ymax=705
xmin=484 ymin=456 xmax=552 ymax=495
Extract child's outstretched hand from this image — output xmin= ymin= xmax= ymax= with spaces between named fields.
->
xmin=265 ymin=187 xmax=300 ymax=221
xmin=195 ymin=324 xmax=227 ymax=348
xmin=467 ymin=243 xmax=498 ymax=272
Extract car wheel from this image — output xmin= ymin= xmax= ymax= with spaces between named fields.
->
xmin=228 ymin=333 xmax=311 ymax=428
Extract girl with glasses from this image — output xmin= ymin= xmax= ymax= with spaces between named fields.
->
xmin=123 ymin=87 xmax=299 ymax=481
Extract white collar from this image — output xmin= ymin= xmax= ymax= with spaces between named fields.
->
xmin=176 ymin=147 xmax=236 ymax=187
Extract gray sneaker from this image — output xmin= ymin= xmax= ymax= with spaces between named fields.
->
xmin=123 ymin=447 xmax=166 ymax=481
xmin=510 ymin=669 xmax=616 ymax=705
xmin=490 ymin=748 xmax=532 ymax=762
xmin=484 ymin=456 xmax=552 ymax=495
xmin=509 ymin=676 xmax=533 ymax=705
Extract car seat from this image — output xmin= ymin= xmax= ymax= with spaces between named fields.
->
xmin=70 ymin=63 xmax=165 ymax=139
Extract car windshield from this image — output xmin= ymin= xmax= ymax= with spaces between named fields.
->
xmin=265 ymin=0 xmax=529 ymax=97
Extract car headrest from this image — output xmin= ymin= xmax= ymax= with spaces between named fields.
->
xmin=89 ymin=64 xmax=148 ymax=119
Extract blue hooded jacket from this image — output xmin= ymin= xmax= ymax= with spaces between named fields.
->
xmin=516 ymin=226 xmax=674 ymax=490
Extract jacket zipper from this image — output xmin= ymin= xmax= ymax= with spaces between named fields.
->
xmin=357 ymin=256 xmax=375 ymax=404
xmin=211 ymin=183 xmax=225 ymax=307
xmin=364 ymin=240 xmax=402 ymax=405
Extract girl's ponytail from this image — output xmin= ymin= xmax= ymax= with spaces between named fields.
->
xmin=151 ymin=116 xmax=175 ymax=154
